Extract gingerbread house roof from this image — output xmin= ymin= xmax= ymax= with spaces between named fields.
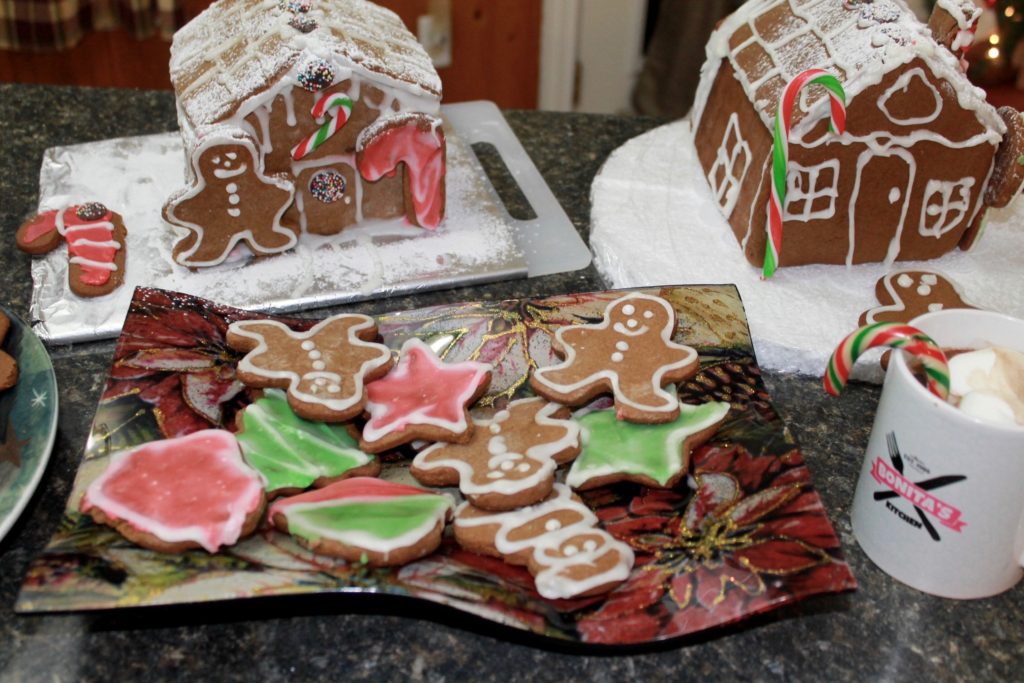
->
xmin=696 ymin=0 xmax=1003 ymax=137
xmin=170 ymin=0 xmax=441 ymax=129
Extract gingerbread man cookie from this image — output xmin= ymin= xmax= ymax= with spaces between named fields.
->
xmin=227 ymin=313 xmax=394 ymax=423
xmin=269 ymin=477 xmax=454 ymax=567
xmin=0 ymin=311 xmax=17 ymax=391
xmin=16 ymin=202 xmax=127 ymax=297
xmin=530 ymin=292 xmax=699 ymax=423
xmin=859 ymin=270 xmax=977 ymax=326
xmin=164 ymin=136 xmax=297 ymax=267
xmin=357 ymin=337 xmax=491 ymax=453
xmin=411 ymin=398 xmax=581 ymax=511
xmin=453 ymin=484 xmax=635 ymax=600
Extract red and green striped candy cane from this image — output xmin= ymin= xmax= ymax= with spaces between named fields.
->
xmin=824 ymin=322 xmax=951 ymax=400
xmin=763 ymin=69 xmax=847 ymax=279
xmin=291 ymin=92 xmax=354 ymax=161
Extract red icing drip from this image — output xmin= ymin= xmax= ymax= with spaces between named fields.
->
xmin=21 ymin=210 xmax=59 ymax=245
xmin=271 ymin=477 xmax=434 ymax=512
xmin=359 ymin=122 xmax=445 ymax=228
xmin=62 ymin=206 xmax=117 ymax=286
xmin=365 ymin=342 xmax=482 ymax=433
xmin=83 ymin=430 xmax=261 ymax=546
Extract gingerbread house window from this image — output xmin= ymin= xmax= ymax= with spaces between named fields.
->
xmin=919 ymin=177 xmax=975 ymax=238
xmin=783 ymin=159 xmax=839 ymax=222
xmin=709 ymin=113 xmax=751 ymax=217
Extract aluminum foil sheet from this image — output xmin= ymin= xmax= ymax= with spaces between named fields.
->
xmin=30 ymin=105 xmax=535 ymax=344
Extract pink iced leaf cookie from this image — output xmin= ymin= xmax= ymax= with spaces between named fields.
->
xmin=358 ymin=337 xmax=491 ymax=453
xmin=269 ymin=477 xmax=454 ymax=566
xmin=453 ymin=484 xmax=635 ymax=600
xmin=529 ymin=292 xmax=700 ymax=424
xmin=410 ymin=397 xmax=581 ymax=511
xmin=227 ymin=314 xmax=394 ymax=423
xmin=79 ymin=430 xmax=265 ymax=553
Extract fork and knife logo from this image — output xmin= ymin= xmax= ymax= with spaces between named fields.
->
xmin=870 ymin=432 xmax=967 ymax=541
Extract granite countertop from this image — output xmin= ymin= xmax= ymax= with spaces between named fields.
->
xmin=0 ymin=84 xmax=1020 ymax=682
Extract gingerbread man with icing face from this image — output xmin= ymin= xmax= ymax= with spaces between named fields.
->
xmin=164 ymin=137 xmax=297 ymax=267
xmin=530 ymin=292 xmax=699 ymax=423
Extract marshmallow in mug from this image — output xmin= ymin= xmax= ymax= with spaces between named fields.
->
xmin=948 ymin=347 xmax=1024 ymax=428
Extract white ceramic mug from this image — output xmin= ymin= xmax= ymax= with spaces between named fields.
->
xmin=850 ymin=308 xmax=1024 ymax=599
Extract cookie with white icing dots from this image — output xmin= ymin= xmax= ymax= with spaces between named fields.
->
xmin=859 ymin=270 xmax=977 ymax=326
xmin=235 ymin=389 xmax=380 ymax=498
xmin=227 ymin=313 xmax=394 ymax=423
xmin=410 ymin=397 xmax=581 ymax=511
xmin=357 ymin=337 xmax=491 ymax=453
xmin=16 ymin=202 xmax=127 ymax=298
xmin=530 ymin=292 xmax=700 ymax=424
xmin=0 ymin=311 xmax=17 ymax=391
xmin=79 ymin=430 xmax=266 ymax=554
xmin=453 ymin=483 xmax=635 ymax=600
xmin=269 ymin=477 xmax=454 ymax=567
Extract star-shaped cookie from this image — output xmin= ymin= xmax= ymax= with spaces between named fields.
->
xmin=411 ymin=397 xmax=580 ymax=510
xmin=227 ymin=314 xmax=394 ymax=423
xmin=530 ymin=292 xmax=699 ymax=423
xmin=566 ymin=400 xmax=730 ymax=490
xmin=358 ymin=337 xmax=491 ymax=453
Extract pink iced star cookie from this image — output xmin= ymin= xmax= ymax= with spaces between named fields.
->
xmin=358 ymin=337 xmax=491 ymax=453
xmin=530 ymin=292 xmax=699 ymax=423
xmin=227 ymin=314 xmax=394 ymax=423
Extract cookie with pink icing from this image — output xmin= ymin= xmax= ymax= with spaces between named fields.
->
xmin=453 ymin=483 xmax=634 ymax=600
xmin=410 ymin=398 xmax=581 ymax=511
xmin=859 ymin=270 xmax=977 ymax=326
xmin=227 ymin=313 xmax=394 ymax=423
xmin=357 ymin=337 xmax=491 ymax=453
xmin=269 ymin=477 xmax=454 ymax=566
xmin=530 ymin=292 xmax=699 ymax=424
xmin=79 ymin=430 xmax=265 ymax=554
xmin=16 ymin=202 xmax=127 ymax=298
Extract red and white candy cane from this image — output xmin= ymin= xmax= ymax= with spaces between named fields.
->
xmin=763 ymin=69 xmax=846 ymax=279
xmin=825 ymin=322 xmax=951 ymax=400
xmin=291 ymin=93 xmax=354 ymax=161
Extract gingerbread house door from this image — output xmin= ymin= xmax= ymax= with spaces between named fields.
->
xmin=847 ymin=148 xmax=915 ymax=264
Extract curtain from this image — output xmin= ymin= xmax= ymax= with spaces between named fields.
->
xmin=0 ymin=0 xmax=185 ymax=50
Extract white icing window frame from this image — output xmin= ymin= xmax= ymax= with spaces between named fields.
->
xmin=879 ymin=67 xmax=943 ymax=127
xmin=782 ymin=159 xmax=840 ymax=222
xmin=919 ymin=177 xmax=976 ymax=238
xmin=708 ymin=113 xmax=751 ymax=218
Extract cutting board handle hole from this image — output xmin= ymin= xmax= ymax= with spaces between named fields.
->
xmin=470 ymin=142 xmax=538 ymax=221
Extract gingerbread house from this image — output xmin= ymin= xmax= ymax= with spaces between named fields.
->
xmin=163 ymin=0 xmax=446 ymax=268
xmin=692 ymin=0 xmax=1024 ymax=268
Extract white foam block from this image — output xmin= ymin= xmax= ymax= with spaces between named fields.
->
xmin=589 ymin=119 xmax=1024 ymax=380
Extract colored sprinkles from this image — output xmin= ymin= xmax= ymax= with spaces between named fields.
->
xmin=310 ymin=170 xmax=347 ymax=203
xmin=280 ymin=0 xmax=311 ymax=13
xmin=289 ymin=14 xmax=317 ymax=32
xmin=298 ymin=59 xmax=334 ymax=92
xmin=75 ymin=202 xmax=108 ymax=221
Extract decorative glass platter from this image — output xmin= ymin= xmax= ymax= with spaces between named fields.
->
xmin=16 ymin=285 xmax=855 ymax=646
xmin=0 ymin=306 xmax=59 ymax=543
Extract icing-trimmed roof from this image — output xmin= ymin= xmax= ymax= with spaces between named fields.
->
xmin=170 ymin=0 xmax=441 ymax=127
xmin=703 ymin=0 xmax=1002 ymax=135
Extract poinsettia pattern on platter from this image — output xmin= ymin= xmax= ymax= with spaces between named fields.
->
xmin=16 ymin=286 xmax=855 ymax=646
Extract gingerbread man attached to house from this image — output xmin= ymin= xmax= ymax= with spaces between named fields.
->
xmin=530 ymin=292 xmax=700 ymax=423
xmin=164 ymin=136 xmax=297 ymax=267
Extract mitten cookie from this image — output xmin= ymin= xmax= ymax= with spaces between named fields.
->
xmin=235 ymin=389 xmax=379 ymax=498
xmin=16 ymin=202 xmax=127 ymax=297
xmin=357 ymin=112 xmax=446 ymax=229
xmin=859 ymin=270 xmax=977 ymax=326
xmin=269 ymin=477 xmax=454 ymax=566
xmin=530 ymin=292 xmax=699 ymax=423
xmin=79 ymin=430 xmax=265 ymax=554
xmin=0 ymin=311 xmax=17 ymax=391
xmin=164 ymin=136 xmax=297 ymax=267
xmin=411 ymin=398 xmax=581 ymax=511
xmin=358 ymin=337 xmax=491 ymax=453
xmin=227 ymin=314 xmax=394 ymax=423
xmin=453 ymin=484 xmax=635 ymax=600
xmin=565 ymin=401 xmax=730 ymax=490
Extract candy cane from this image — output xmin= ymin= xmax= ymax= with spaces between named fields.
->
xmin=824 ymin=322 xmax=950 ymax=400
xmin=291 ymin=93 xmax=354 ymax=161
xmin=763 ymin=69 xmax=846 ymax=279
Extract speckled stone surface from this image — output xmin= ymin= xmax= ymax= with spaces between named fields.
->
xmin=0 ymin=84 xmax=1021 ymax=682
